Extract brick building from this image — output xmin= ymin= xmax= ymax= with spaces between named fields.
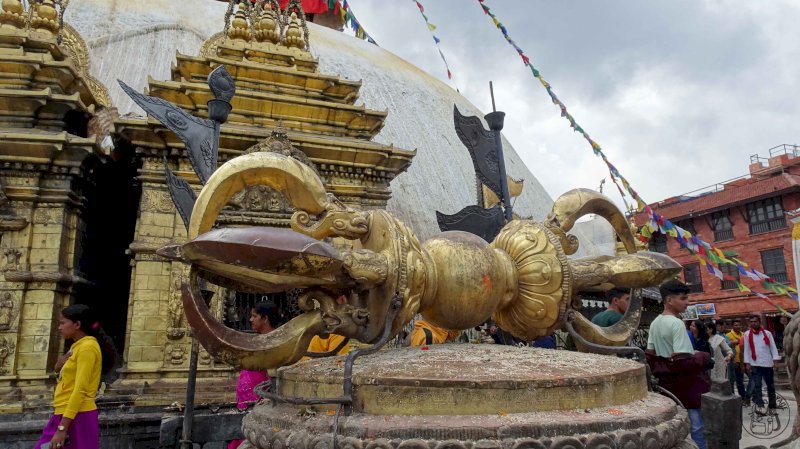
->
xmin=636 ymin=145 xmax=800 ymax=329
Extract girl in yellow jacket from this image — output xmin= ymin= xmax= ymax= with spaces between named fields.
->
xmin=35 ymin=304 xmax=116 ymax=449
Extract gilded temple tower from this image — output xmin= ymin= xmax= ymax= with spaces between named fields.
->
xmin=110 ymin=1 xmax=415 ymax=404
xmin=0 ymin=0 xmax=112 ymax=411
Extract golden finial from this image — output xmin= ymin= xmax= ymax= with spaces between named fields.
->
xmin=227 ymin=1 xmax=252 ymax=42
xmin=29 ymin=0 xmax=63 ymax=39
xmin=283 ymin=12 xmax=304 ymax=50
xmin=0 ymin=0 xmax=26 ymax=30
xmin=254 ymin=1 xmax=279 ymax=44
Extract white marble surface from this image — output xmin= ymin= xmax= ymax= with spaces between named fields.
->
xmin=64 ymin=0 xmax=612 ymax=256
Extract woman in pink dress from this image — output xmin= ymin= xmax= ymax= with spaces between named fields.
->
xmin=229 ymin=300 xmax=282 ymax=449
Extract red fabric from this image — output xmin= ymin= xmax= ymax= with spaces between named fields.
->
xmin=748 ymin=328 xmax=771 ymax=361
xmin=646 ymin=351 xmax=711 ymax=409
xmin=278 ymin=0 xmax=331 ymax=14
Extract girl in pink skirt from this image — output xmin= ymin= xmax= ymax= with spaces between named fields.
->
xmin=229 ymin=300 xmax=282 ymax=449
xmin=36 ymin=304 xmax=116 ymax=449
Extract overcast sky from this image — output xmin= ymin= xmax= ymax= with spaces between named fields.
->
xmin=337 ymin=1 xmax=800 ymax=208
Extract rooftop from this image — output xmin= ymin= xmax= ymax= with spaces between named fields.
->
xmin=636 ymin=145 xmax=800 ymax=222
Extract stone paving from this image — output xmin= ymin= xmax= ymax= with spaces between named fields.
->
xmin=740 ymin=388 xmax=796 ymax=448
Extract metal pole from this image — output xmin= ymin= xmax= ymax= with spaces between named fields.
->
xmin=486 ymin=82 xmax=512 ymax=222
xmin=180 ymin=337 xmax=200 ymax=449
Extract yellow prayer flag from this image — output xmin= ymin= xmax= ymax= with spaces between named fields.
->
xmin=427 ymin=23 xmax=437 ymax=31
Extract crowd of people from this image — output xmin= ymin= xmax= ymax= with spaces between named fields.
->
xmin=36 ymin=284 xmax=791 ymax=449
xmin=645 ymin=279 xmax=785 ymax=449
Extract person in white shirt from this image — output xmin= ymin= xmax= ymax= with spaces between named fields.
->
xmin=742 ymin=314 xmax=780 ymax=415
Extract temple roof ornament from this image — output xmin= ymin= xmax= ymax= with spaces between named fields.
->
xmin=223 ymin=0 xmax=310 ymax=52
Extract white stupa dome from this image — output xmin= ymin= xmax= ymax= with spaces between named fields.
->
xmin=65 ymin=0 xmax=612 ymax=257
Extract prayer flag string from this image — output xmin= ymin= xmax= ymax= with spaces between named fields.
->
xmin=330 ymin=0 xmax=378 ymax=45
xmin=476 ymin=0 xmax=796 ymax=315
xmin=411 ymin=0 xmax=455 ymax=82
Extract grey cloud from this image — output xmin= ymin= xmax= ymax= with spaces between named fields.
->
xmin=346 ymin=1 xmax=799 ymax=206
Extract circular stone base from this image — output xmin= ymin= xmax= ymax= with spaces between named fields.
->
xmin=278 ymin=344 xmax=647 ymax=415
xmin=242 ymin=393 xmax=690 ymax=449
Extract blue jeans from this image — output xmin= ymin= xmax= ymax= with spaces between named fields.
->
xmin=733 ymin=363 xmax=746 ymax=397
xmin=747 ymin=365 xmax=777 ymax=408
xmin=688 ymin=409 xmax=707 ymax=449
xmin=686 ymin=408 xmax=706 ymax=449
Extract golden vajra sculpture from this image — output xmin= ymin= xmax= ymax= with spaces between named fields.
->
xmin=174 ymin=152 xmax=680 ymax=369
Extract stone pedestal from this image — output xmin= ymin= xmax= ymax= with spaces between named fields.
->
xmin=242 ymin=345 xmax=694 ymax=449
xmin=701 ymin=381 xmax=741 ymax=449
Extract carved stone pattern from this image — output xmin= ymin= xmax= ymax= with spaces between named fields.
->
xmin=166 ymin=344 xmax=186 ymax=366
xmin=199 ymin=346 xmax=212 ymax=366
xmin=0 ymin=336 xmax=15 ymax=374
xmin=167 ymin=270 xmax=187 ymax=340
xmin=33 ymin=207 xmax=63 ymax=225
xmin=3 ymin=249 xmax=21 ymax=272
xmin=0 ymin=291 xmax=18 ymax=331
xmin=242 ymin=409 xmax=689 ymax=449
xmin=141 ymin=190 xmax=178 ymax=214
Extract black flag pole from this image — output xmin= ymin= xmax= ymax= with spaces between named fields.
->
xmin=486 ymin=81 xmax=512 ymax=222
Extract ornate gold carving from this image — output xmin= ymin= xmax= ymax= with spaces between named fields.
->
xmin=342 ymin=249 xmax=388 ymax=288
xmin=0 ymin=336 xmax=14 ymax=374
xmin=283 ymin=12 xmax=304 ymax=50
xmin=200 ymin=32 xmax=224 ymax=59
xmin=60 ymin=24 xmax=113 ymax=107
xmin=253 ymin=1 xmax=280 ymax=44
xmin=245 ymin=128 xmax=318 ymax=172
xmin=227 ymin=2 xmax=252 ymax=42
xmin=228 ymin=185 xmax=292 ymax=214
xmin=0 ymin=291 xmax=16 ymax=330
xmin=59 ymin=23 xmax=88 ymax=69
xmin=290 ymin=195 xmax=368 ymax=240
xmin=30 ymin=0 xmax=59 ymax=37
xmin=0 ymin=0 xmax=26 ymax=29
xmin=491 ymin=221 xmax=569 ymax=341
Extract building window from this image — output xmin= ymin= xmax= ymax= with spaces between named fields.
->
xmin=711 ymin=210 xmax=734 ymax=242
xmin=683 ymin=263 xmax=703 ymax=293
xmin=747 ymin=197 xmax=787 ymax=234
xmin=719 ymin=263 xmax=739 ymax=290
xmin=761 ymin=248 xmax=789 ymax=284
xmin=648 ymin=231 xmax=668 ymax=253
xmin=676 ymin=218 xmax=696 ymax=235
